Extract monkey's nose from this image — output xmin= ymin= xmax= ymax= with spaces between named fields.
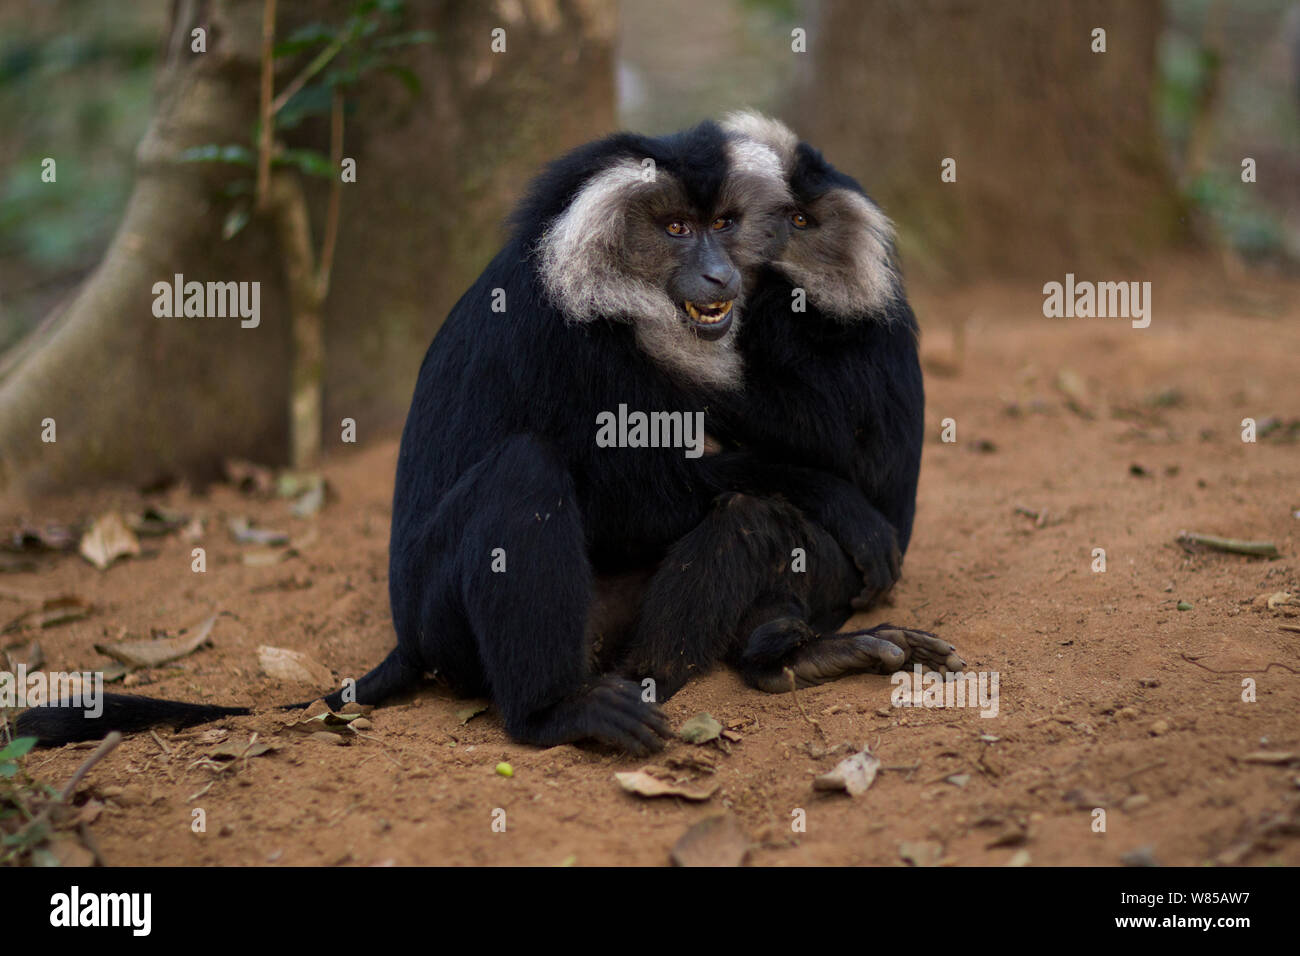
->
xmin=701 ymin=268 xmax=741 ymax=296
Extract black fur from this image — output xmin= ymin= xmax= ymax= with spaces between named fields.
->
xmin=620 ymin=140 xmax=931 ymax=696
xmin=16 ymin=122 xmax=885 ymax=752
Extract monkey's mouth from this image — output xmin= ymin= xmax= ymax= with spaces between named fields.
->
xmin=682 ymin=300 xmax=734 ymax=340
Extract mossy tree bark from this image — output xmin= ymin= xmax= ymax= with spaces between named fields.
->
xmin=0 ymin=0 xmax=615 ymax=497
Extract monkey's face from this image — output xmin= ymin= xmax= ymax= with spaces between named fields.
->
xmin=720 ymin=112 xmax=898 ymax=321
xmin=778 ymin=172 xmax=897 ymax=319
xmin=621 ymin=151 xmax=789 ymax=342
xmin=536 ymin=130 xmax=790 ymax=388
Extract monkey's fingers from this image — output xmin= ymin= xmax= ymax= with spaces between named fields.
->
xmin=587 ymin=679 xmax=673 ymax=753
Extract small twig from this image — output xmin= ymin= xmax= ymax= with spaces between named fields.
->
xmin=186 ymin=781 xmax=214 ymax=803
xmin=1176 ymin=530 xmax=1279 ymax=558
xmin=784 ymin=667 xmax=827 ymax=742
xmin=1014 ymin=505 xmax=1048 ymax=528
xmin=1181 ymin=652 xmax=1299 ymax=675
xmin=1279 ymin=624 xmax=1300 ymax=634
xmin=149 ymin=730 xmax=171 ymax=755
xmin=1117 ymin=759 xmax=1166 ymax=782
xmin=59 ymin=731 xmax=122 ymax=802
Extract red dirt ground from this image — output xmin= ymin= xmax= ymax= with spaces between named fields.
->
xmin=3 ymin=261 xmax=1298 ymax=866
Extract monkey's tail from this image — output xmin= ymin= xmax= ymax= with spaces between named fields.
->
xmin=14 ymin=694 xmax=250 ymax=747
xmin=14 ymin=649 xmax=423 ymax=747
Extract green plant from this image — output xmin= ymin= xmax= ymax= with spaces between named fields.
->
xmin=179 ymin=0 xmax=434 ymax=471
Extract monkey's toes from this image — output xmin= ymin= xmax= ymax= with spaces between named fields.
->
xmin=862 ymin=625 xmax=963 ymax=674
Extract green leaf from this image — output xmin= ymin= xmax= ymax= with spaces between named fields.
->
xmin=274 ymin=148 xmax=334 ymax=179
xmin=0 ymin=736 xmax=37 ymax=762
xmin=372 ymin=30 xmax=435 ymax=50
xmin=179 ymin=144 xmax=255 ymax=167
xmin=276 ymin=84 xmax=334 ymax=131
xmin=274 ymin=22 xmax=337 ymax=58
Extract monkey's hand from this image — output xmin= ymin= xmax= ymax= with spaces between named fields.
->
xmin=512 ymin=677 xmax=672 ymax=756
xmin=846 ymin=624 xmax=964 ymax=674
xmin=839 ymin=511 xmax=903 ymax=611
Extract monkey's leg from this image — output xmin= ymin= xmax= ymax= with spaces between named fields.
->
xmin=438 ymin=434 xmax=671 ymax=754
xmin=698 ymin=452 xmax=904 ymax=607
xmin=737 ymin=619 xmax=964 ymax=693
xmin=730 ymin=520 xmax=963 ymax=692
xmin=618 ymin=493 xmax=825 ymax=701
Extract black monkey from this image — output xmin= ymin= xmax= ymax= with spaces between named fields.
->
xmin=618 ymin=114 xmax=961 ymax=697
xmin=19 ymin=122 xmax=890 ymax=751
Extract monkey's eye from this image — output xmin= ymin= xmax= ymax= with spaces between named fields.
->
xmin=790 ymin=212 xmax=810 ymax=229
xmin=711 ymin=217 xmax=735 ymax=232
xmin=666 ymin=221 xmax=691 ymax=237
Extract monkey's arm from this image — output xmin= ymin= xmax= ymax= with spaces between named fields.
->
xmin=695 ymin=451 xmax=902 ymax=606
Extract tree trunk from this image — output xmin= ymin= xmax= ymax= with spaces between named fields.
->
xmin=0 ymin=0 xmax=616 ymax=498
xmin=793 ymin=0 xmax=1185 ymax=284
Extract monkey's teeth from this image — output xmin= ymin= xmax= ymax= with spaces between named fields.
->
xmin=683 ymin=300 xmax=734 ymax=324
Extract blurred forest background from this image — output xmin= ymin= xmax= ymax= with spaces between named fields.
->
xmin=0 ymin=0 xmax=1296 ymax=496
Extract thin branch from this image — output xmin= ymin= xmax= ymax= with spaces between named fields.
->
xmin=315 ymin=87 xmax=344 ymax=300
xmin=784 ymin=667 xmax=827 ymax=742
xmin=255 ymin=0 xmax=278 ymax=212
xmin=1176 ymin=530 xmax=1279 ymax=558
xmin=271 ymin=30 xmax=349 ymax=115
xmin=59 ymin=731 xmax=122 ymax=802
xmin=1180 ymin=652 xmax=1299 ymax=676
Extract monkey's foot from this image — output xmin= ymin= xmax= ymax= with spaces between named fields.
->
xmin=741 ymin=625 xmax=903 ymax=692
xmin=847 ymin=624 xmax=963 ymax=674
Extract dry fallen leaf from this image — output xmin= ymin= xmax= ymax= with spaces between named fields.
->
xmin=679 ymin=713 xmax=723 ymax=745
xmin=457 ymin=703 xmax=489 ymax=725
xmin=287 ymin=711 xmax=363 ymax=735
xmin=94 ymin=613 xmax=219 ymax=669
xmin=614 ymin=768 xmax=718 ymax=802
xmin=3 ymin=596 xmax=92 ymax=635
xmin=2 ymin=638 xmax=44 ymax=671
xmin=258 ymin=645 xmax=333 ymax=686
xmin=79 ymin=512 xmax=140 ymax=570
xmin=210 ymin=737 xmax=277 ymax=760
xmin=1265 ymin=591 xmax=1296 ymax=612
xmin=671 ymin=814 xmax=750 ymax=867
xmin=813 ymin=747 xmax=882 ymax=796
